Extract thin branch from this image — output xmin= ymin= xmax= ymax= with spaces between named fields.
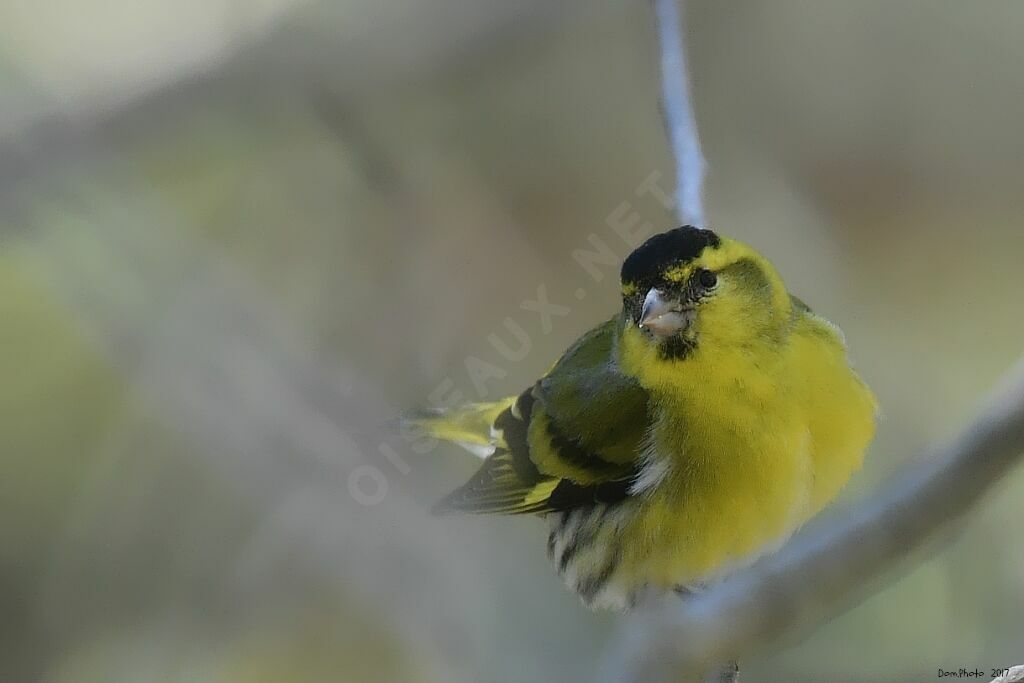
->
xmin=653 ymin=0 xmax=705 ymax=227
xmin=633 ymin=3 xmax=724 ymax=680
xmin=601 ymin=357 xmax=1024 ymax=680
xmin=993 ymin=666 xmax=1024 ymax=683
xmin=17 ymin=136 xmax=494 ymax=681
xmin=611 ymin=5 xmax=1024 ymax=679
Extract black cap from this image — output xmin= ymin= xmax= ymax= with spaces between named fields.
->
xmin=620 ymin=226 xmax=720 ymax=288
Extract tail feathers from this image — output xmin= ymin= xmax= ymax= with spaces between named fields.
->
xmin=401 ymin=398 xmax=514 ymax=459
xmin=432 ymin=448 xmax=559 ymax=515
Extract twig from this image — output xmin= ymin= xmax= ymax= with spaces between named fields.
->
xmin=616 ymin=4 xmax=1024 ymax=680
xmin=993 ymin=666 xmax=1024 ymax=683
xmin=640 ymin=2 xmax=728 ymax=680
xmin=652 ymin=0 xmax=705 ymax=227
xmin=18 ymin=135 xmax=493 ymax=681
xmin=601 ymin=357 xmax=1024 ymax=680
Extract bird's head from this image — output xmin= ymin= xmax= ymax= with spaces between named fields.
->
xmin=618 ymin=226 xmax=792 ymax=366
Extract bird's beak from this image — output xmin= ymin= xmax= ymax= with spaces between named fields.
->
xmin=639 ymin=288 xmax=689 ymax=337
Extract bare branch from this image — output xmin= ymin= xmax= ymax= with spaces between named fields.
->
xmin=653 ymin=0 xmax=705 ymax=226
xmin=604 ymin=3 xmax=1024 ymax=680
xmin=993 ymin=666 xmax=1024 ymax=683
xmin=602 ymin=357 xmax=1024 ymax=680
xmin=18 ymin=141 xmax=495 ymax=680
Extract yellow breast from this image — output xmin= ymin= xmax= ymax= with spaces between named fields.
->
xmin=615 ymin=315 xmax=876 ymax=589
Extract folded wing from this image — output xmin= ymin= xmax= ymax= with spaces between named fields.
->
xmin=431 ymin=317 xmax=651 ymax=515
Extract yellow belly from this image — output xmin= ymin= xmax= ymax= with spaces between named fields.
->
xmin=555 ymin=322 xmax=876 ymax=610
xmin=624 ymin=400 xmax=813 ymax=588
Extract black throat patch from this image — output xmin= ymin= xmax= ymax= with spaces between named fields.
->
xmin=659 ymin=334 xmax=697 ymax=361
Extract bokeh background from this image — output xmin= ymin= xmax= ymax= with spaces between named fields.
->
xmin=2 ymin=1 xmax=1023 ymax=681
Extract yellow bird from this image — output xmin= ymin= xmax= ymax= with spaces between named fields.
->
xmin=411 ymin=226 xmax=877 ymax=610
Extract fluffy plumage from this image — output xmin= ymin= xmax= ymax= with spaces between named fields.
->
xmin=413 ymin=226 xmax=877 ymax=610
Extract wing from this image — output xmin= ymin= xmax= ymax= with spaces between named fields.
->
xmin=433 ymin=316 xmax=651 ymax=515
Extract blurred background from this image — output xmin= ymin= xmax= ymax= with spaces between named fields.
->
xmin=2 ymin=1 xmax=1023 ymax=681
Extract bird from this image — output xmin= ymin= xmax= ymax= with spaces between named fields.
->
xmin=408 ymin=225 xmax=877 ymax=611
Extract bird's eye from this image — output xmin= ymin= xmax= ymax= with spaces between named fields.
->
xmin=698 ymin=269 xmax=718 ymax=289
